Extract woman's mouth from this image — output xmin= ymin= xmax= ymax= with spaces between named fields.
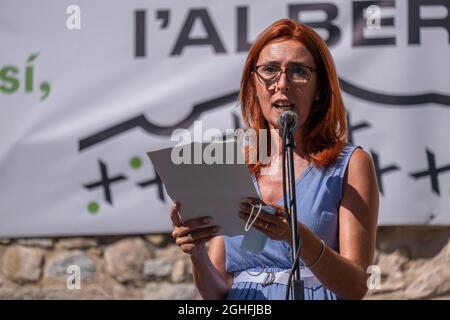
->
xmin=272 ymin=101 xmax=295 ymax=111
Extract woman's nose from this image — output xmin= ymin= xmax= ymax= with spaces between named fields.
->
xmin=275 ymin=71 xmax=289 ymax=91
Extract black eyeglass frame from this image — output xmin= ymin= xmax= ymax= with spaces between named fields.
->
xmin=253 ymin=64 xmax=320 ymax=86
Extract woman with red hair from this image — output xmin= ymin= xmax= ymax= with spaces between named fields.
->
xmin=171 ymin=19 xmax=379 ymax=300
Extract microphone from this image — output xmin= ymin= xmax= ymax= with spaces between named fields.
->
xmin=277 ymin=110 xmax=299 ymax=133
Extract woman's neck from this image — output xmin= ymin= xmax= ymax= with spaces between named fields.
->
xmin=268 ymin=127 xmax=306 ymax=159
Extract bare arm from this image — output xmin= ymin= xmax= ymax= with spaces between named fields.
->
xmin=296 ymin=148 xmax=379 ymax=299
xmin=170 ymin=202 xmax=233 ymax=299
xmin=191 ymin=236 xmax=233 ymax=300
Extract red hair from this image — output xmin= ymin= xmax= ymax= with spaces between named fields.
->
xmin=240 ymin=19 xmax=348 ymax=176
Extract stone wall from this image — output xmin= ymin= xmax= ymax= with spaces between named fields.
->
xmin=0 ymin=227 xmax=449 ymax=300
xmin=0 ymin=235 xmax=199 ymax=299
xmin=366 ymin=226 xmax=450 ymax=300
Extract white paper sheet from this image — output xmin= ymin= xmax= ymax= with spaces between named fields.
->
xmin=147 ymin=141 xmax=259 ymax=237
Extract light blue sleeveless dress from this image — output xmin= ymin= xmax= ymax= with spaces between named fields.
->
xmin=223 ymin=143 xmax=360 ymax=300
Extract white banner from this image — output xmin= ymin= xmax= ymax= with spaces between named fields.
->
xmin=1 ymin=0 xmax=449 ymax=237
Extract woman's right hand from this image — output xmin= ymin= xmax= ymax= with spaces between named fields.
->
xmin=170 ymin=201 xmax=220 ymax=256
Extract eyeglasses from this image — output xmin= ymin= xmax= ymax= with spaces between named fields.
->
xmin=254 ymin=63 xmax=318 ymax=86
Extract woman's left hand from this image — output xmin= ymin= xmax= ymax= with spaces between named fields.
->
xmin=238 ymin=197 xmax=292 ymax=244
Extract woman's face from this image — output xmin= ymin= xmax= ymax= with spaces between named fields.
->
xmin=253 ymin=39 xmax=319 ymax=130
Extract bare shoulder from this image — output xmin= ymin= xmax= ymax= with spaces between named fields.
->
xmin=342 ymin=147 xmax=379 ymax=209
xmin=348 ymin=148 xmax=374 ymax=175
xmin=345 ymin=148 xmax=376 ymax=184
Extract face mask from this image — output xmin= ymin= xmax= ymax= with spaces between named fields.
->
xmin=241 ymin=204 xmax=276 ymax=254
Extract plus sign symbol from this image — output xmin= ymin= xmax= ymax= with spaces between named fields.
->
xmin=410 ymin=149 xmax=450 ymax=196
xmin=83 ymin=160 xmax=128 ymax=213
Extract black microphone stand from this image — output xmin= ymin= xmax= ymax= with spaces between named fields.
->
xmin=282 ymin=125 xmax=304 ymax=300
